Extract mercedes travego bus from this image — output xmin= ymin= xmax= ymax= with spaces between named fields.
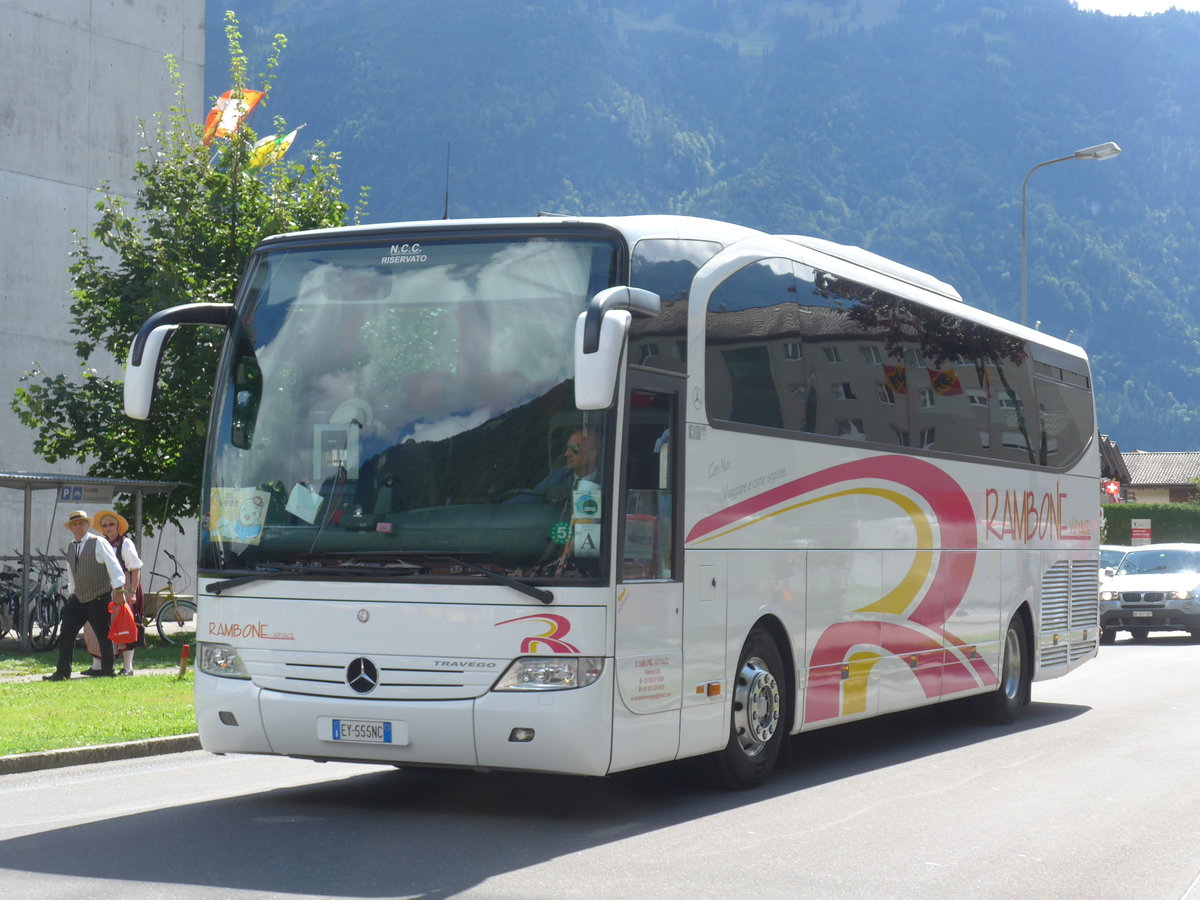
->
xmin=125 ymin=215 xmax=1100 ymax=789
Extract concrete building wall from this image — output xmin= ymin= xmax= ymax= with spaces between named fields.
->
xmin=0 ymin=1 xmax=204 ymax=569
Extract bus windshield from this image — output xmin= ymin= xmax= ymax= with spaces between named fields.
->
xmin=200 ymin=231 xmax=619 ymax=581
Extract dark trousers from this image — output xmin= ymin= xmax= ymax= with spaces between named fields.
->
xmin=55 ymin=594 xmax=113 ymax=675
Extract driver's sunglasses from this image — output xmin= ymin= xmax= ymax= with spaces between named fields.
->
xmin=565 ymin=444 xmax=582 ymax=454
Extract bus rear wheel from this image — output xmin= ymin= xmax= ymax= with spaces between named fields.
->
xmin=973 ymin=613 xmax=1030 ymax=725
xmin=694 ymin=628 xmax=787 ymax=790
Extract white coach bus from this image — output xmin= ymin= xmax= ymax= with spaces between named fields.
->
xmin=125 ymin=215 xmax=1099 ymax=789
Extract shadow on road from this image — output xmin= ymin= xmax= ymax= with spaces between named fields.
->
xmin=0 ymin=697 xmax=1088 ymax=897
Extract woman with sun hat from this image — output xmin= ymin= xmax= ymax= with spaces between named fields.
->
xmin=82 ymin=508 xmax=144 ymax=676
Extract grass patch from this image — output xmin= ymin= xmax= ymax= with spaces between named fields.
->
xmin=0 ymin=634 xmax=193 ymax=676
xmin=0 ymin=671 xmax=196 ymax=756
xmin=0 ymin=635 xmax=198 ymax=756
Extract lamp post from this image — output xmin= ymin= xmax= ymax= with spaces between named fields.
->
xmin=1020 ymin=141 xmax=1122 ymax=326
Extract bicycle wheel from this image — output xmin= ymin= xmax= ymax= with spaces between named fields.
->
xmin=29 ymin=593 xmax=63 ymax=651
xmin=156 ymin=598 xmax=198 ymax=645
xmin=0 ymin=594 xmax=13 ymax=641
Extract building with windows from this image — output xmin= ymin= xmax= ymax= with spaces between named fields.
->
xmin=1122 ymin=450 xmax=1200 ymax=504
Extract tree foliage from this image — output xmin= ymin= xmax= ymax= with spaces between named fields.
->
xmin=12 ymin=13 xmax=362 ymax=529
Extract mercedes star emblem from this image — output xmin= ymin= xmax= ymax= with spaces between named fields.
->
xmin=346 ymin=657 xmax=379 ymax=694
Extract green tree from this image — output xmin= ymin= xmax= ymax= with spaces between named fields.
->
xmin=12 ymin=13 xmax=364 ymax=529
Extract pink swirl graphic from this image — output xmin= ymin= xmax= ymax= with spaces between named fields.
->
xmin=687 ymin=455 xmax=995 ymax=722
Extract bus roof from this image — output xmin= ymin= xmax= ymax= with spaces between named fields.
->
xmin=779 ymin=235 xmax=964 ymax=304
xmin=258 ymin=213 xmax=765 ymax=248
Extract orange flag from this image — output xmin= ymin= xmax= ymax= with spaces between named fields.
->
xmin=927 ymin=367 xmax=964 ymax=396
xmin=202 ymin=89 xmax=264 ymax=146
xmin=882 ymin=364 xmax=908 ymax=394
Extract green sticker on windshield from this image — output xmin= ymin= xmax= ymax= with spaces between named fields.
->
xmin=550 ymin=521 xmax=571 ymax=545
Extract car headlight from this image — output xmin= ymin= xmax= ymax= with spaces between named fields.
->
xmin=1171 ymin=590 xmax=1192 ymax=601
xmin=493 ymin=656 xmax=604 ymax=691
xmin=1099 ymin=590 xmax=1117 ymax=602
xmin=197 ymin=642 xmax=251 ymax=679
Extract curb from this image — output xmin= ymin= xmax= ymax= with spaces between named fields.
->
xmin=0 ymin=733 xmax=201 ymax=776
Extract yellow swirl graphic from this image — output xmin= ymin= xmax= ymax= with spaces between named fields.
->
xmin=700 ymin=486 xmax=933 ymax=617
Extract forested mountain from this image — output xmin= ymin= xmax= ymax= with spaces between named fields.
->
xmin=207 ymin=0 xmax=1200 ymax=451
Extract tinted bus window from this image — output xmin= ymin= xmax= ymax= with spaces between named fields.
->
xmin=704 ymin=258 xmax=1086 ymax=469
xmin=628 ymin=239 xmax=721 ymax=373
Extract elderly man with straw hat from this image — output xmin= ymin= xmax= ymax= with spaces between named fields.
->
xmin=42 ymin=509 xmax=126 ymax=681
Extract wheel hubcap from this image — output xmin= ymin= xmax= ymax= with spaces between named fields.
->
xmin=733 ymin=656 xmax=781 ymax=756
xmin=1000 ymin=626 xmax=1023 ymax=701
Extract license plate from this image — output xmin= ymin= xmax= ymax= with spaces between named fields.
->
xmin=1131 ymin=610 xmax=1154 ymax=618
xmin=332 ymin=719 xmax=392 ymax=743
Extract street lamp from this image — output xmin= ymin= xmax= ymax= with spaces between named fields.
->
xmin=1020 ymin=141 xmax=1121 ymax=326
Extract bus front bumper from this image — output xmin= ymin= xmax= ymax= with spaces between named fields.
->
xmin=195 ymin=668 xmax=615 ymax=776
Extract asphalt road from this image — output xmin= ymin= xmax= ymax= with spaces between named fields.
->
xmin=2 ymin=634 xmax=1200 ymax=899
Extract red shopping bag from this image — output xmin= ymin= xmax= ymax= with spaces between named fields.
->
xmin=108 ymin=600 xmax=139 ymax=644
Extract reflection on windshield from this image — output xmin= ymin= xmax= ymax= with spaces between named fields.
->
xmin=1100 ymin=549 xmax=1127 ymax=570
xmin=202 ymin=233 xmax=617 ymax=581
xmin=1117 ymin=550 xmax=1200 ymax=576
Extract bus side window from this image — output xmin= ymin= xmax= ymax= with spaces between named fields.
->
xmin=629 ymin=238 xmax=722 ymax=375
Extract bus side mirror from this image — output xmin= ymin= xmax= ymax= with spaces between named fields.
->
xmin=574 ymin=309 xmax=631 ymax=410
xmin=124 ymin=324 xmax=177 ymax=420
xmin=124 ymin=302 xmax=236 ymax=420
xmin=581 ymin=286 xmax=660 ymax=354
xmin=230 ymin=344 xmax=263 ymax=449
xmin=575 ymin=286 xmax=660 ymax=410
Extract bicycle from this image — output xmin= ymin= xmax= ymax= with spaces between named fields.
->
xmin=149 ymin=549 xmax=196 ymax=645
xmin=0 ymin=553 xmax=64 ymax=651
xmin=27 ymin=552 xmax=66 ymax=651
xmin=0 ymin=567 xmax=19 ymax=641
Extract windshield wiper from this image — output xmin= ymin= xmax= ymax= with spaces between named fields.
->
xmin=207 ymin=555 xmax=554 ymax=604
xmin=325 ymin=551 xmax=555 ymax=604
xmin=438 ymin=555 xmax=554 ymax=605
xmin=207 ymin=560 xmax=421 ymax=594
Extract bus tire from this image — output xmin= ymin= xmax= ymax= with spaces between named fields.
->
xmin=974 ymin=613 xmax=1030 ymax=725
xmin=694 ymin=628 xmax=786 ymax=790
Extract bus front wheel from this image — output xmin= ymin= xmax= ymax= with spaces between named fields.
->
xmin=694 ymin=628 xmax=787 ymax=790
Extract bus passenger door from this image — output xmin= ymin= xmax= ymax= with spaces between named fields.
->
xmin=610 ymin=380 xmax=684 ymax=772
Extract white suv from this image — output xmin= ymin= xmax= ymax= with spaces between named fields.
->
xmin=1099 ymin=543 xmax=1200 ymax=643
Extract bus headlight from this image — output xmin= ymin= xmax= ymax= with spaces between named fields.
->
xmin=197 ymin=642 xmax=251 ymax=679
xmin=493 ymin=657 xmax=604 ymax=691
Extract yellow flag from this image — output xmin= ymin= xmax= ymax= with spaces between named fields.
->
xmin=247 ymin=127 xmax=300 ymax=170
